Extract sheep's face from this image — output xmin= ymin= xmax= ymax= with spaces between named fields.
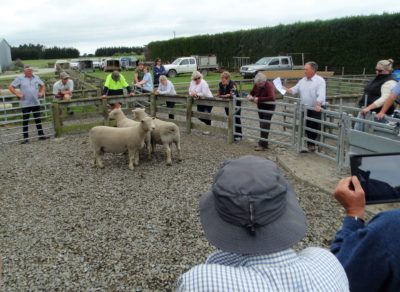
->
xmin=132 ymin=108 xmax=147 ymax=120
xmin=108 ymin=108 xmax=121 ymax=120
xmin=141 ymin=117 xmax=156 ymax=132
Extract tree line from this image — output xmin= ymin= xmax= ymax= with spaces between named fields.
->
xmin=146 ymin=13 xmax=400 ymax=74
xmin=95 ymin=46 xmax=145 ymax=57
xmin=11 ymin=44 xmax=80 ymax=60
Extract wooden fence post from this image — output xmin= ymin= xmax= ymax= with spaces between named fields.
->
xmin=186 ymin=96 xmax=193 ymax=134
xmin=227 ymin=99 xmax=234 ymax=144
xmin=52 ymin=103 xmax=62 ymax=137
xmin=150 ymin=93 xmax=157 ymax=117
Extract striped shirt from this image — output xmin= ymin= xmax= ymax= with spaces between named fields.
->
xmin=177 ymin=247 xmax=349 ymax=292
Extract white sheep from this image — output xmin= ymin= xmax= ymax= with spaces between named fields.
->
xmin=89 ymin=116 xmax=155 ymax=170
xmin=108 ymin=108 xmax=152 ymax=160
xmin=132 ymin=108 xmax=182 ymax=166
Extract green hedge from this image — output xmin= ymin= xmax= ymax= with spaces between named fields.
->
xmin=147 ymin=13 xmax=400 ymax=74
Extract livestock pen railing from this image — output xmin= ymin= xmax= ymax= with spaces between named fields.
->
xmin=233 ymin=95 xmax=400 ymax=172
xmin=0 ymin=95 xmax=54 ymax=144
xmin=51 ymin=94 xmax=237 ymax=143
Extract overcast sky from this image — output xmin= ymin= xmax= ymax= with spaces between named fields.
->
xmin=1 ymin=0 xmax=398 ymax=55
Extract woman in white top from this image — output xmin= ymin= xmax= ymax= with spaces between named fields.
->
xmin=188 ymin=71 xmax=213 ymax=125
xmin=156 ymin=75 xmax=176 ymax=119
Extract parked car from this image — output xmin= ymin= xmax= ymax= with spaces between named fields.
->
xmin=70 ymin=59 xmax=80 ymax=70
xmin=78 ymin=60 xmax=94 ymax=72
xmin=240 ymin=56 xmax=294 ymax=78
xmin=54 ymin=60 xmax=70 ymax=75
xmin=103 ymin=59 xmax=121 ymax=72
xmin=163 ymin=55 xmax=218 ymax=78
xmin=120 ymin=56 xmax=137 ymax=70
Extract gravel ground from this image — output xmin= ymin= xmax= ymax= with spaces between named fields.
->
xmin=0 ymin=127 xmax=345 ymax=291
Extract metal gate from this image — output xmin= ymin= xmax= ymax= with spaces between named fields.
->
xmin=233 ymin=96 xmax=400 ymax=172
xmin=0 ymin=95 xmax=54 ymax=144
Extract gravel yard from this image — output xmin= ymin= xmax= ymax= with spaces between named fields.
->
xmin=0 ymin=130 xmax=345 ymax=291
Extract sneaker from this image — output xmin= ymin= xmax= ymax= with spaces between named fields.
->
xmin=254 ymin=145 xmax=267 ymax=151
xmin=20 ymin=139 xmax=29 ymax=144
xmin=202 ymin=131 xmax=210 ymax=135
xmin=234 ymin=136 xmax=242 ymax=141
xmin=39 ymin=136 xmax=49 ymax=141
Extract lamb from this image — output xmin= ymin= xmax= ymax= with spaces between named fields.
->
xmin=89 ymin=116 xmax=155 ymax=170
xmin=108 ymin=107 xmax=152 ymax=160
xmin=132 ymin=108 xmax=182 ymax=166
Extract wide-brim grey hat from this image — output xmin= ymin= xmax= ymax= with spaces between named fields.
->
xmin=200 ymin=155 xmax=307 ymax=255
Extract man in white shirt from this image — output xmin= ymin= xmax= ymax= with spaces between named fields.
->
xmin=53 ymin=71 xmax=74 ymax=115
xmin=286 ymin=61 xmax=326 ymax=152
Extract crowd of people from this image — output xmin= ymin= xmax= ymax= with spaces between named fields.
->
xmin=8 ymin=57 xmax=400 ymax=148
xmin=5 ymin=58 xmax=400 ymax=291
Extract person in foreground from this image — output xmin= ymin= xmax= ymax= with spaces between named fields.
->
xmin=331 ymin=176 xmax=400 ymax=292
xmin=177 ymin=155 xmax=349 ymax=291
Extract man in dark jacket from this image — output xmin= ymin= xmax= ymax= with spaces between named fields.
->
xmin=331 ymin=176 xmax=400 ymax=292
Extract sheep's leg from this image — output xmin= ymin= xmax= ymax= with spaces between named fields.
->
xmin=163 ymin=142 xmax=172 ymax=166
xmin=134 ymin=149 xmax=140 ymax=166
xmin=93 ymin=147 xmax=104 ymax=168
xmin=174 ymin=140 xmax=182 ymax=161
xmin=128 ymin=149 xmax=135 ymax=170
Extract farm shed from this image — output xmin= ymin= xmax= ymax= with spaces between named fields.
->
xmin=0 ymin=38 xmax=12 ymax=72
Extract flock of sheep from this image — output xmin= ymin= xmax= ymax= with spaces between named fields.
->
xmin=89 ymin=108 xmax=182 ymax=170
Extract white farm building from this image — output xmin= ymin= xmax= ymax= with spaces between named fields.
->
xmin=0 ymin=38 xmax=12 ymax=72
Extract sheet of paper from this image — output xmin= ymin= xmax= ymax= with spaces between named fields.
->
xmin=273 ymin=77 xmax=286 ymax=95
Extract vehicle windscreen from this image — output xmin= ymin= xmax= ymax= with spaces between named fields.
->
xmin=172 ymin=58 xmax=182 ymax=65
xmin=255 ymin=57 xmax=271 ymax=65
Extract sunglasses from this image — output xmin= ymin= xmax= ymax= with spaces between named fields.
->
xmin=193 ymin=77 xmax=201 ymax=81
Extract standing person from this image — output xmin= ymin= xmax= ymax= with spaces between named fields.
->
xmin=376 ymin=81 xmax=400 ymax=119
xmin=331 ymin=176 xmax=400 ymax=292
xmin=102 ymin=70 xmax=134 ymax=109
xmin=133 ymin=61 xmax=145 ymax=91
xmin=153 ymin=58 xmax=167 ymax=88
xmin=218 ymin=71 xmax=242 ymax=141
xmin=177 ymin=155 xmax=349 ymax=291
xmin=286 ymin=61 xmax=326 ymax=152
xmin=189 ymin=71 xmax=213 ymax=131
xmin=357 ymin=59 xmax=397 ymax=118
xmin=8 ymin=65 xmax=48 ymax=144
xmin=156 ymin=75 xmax=176 ymax=119
xmin=53 ymin=71 xmax=74 ymax=115
xmin=135 ymin=65 xmax=153 ymax=93
xmin=246 ymin=72 xmax=275 ymax=150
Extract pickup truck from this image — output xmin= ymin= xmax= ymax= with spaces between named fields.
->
xmin=240 ymin=56 xmax=294 ymax=79
xmin=163 ymin=55 xmax=218 ymax=78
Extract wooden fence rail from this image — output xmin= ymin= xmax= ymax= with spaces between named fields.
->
xmin=52 ymin=94 xmax=235 ymax=143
